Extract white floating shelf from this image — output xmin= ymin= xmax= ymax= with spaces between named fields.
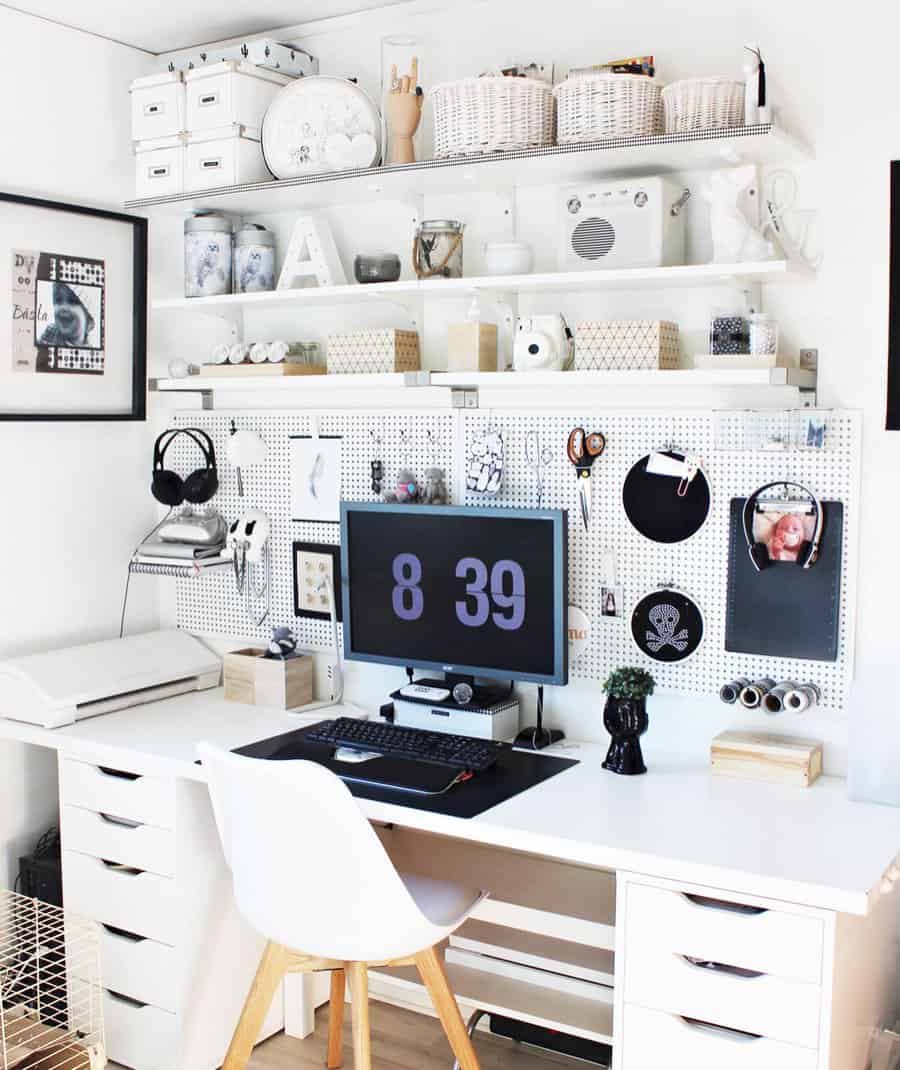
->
xmin=126 ymin=124 xmax=810 ymax=216
xmin=152 ymin=260 xmax=811 ymax=316
xmin=432 ymin=367 xmax=817 ymax=389
xmin=152 ymin=371 xmax=431 ymax=392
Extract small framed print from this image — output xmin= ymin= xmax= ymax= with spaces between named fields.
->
xmin=289 ymin=435 xmax=342 ymax=523
xmin=600 ymin=584 xmax=624 ymax=620
xmin=2 ymin=191 xmax=147 ymax=420
xmin=293 ymin=541 xmax=343 ymax=621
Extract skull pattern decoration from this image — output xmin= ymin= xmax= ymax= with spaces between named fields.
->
xmin=630 ymin=588 xmax=704 ymax=663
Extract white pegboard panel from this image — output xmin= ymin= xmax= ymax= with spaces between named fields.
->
xmin=171 ymin=412 xmax=456 ymax=650
xmin=461 ymin=409 xmax=861 ymax=709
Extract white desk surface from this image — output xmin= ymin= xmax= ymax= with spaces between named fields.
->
xmin=2 ymin=689 xmax=898 ymax=917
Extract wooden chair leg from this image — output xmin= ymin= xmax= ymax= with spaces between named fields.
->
xmin=223 ymin=941 xmax=290 ymax=1070
xmin=326 ymin=968 xmax=346 ymax=1069
xmin=415 ymin=946 xmax=481 ymax=1070
xmin=347 ymin=962 xmax=372 ymax=1070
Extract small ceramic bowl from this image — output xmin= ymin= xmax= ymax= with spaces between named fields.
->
xmin=354 ymin=253 xmax=402 ymax=284
xmin=484 ymin=240 xmax=534 ymax=276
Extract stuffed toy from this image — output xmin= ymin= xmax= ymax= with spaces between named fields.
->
xmin=420 ymin=466 xmax=449 ymax=505
xmin=383 ymin=468 xmax=419 ymax=504
xmin=768 ymin=513 xmax=806 ymax=561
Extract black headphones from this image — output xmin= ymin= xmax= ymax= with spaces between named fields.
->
xmin=151 ymin=427 xmax=219 ymax=506
xmin=742 ymin=481 xmax=824 ymax=572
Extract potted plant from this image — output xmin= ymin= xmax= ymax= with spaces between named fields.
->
xmin=601 ymin=667 xmax=656 ymax=775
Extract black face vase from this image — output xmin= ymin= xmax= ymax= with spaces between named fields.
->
xmin=602 ymin=695 xmax=649 ymax=775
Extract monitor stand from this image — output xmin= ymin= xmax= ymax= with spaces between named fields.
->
xmin=513 ymin=685 xmax=565 ymax=751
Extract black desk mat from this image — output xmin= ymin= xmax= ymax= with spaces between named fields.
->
xmin=232 ymin=723 xmax=578 ymax=819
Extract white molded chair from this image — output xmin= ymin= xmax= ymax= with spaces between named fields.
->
xmin=198 ymin=743 xmax=486 ymax=1070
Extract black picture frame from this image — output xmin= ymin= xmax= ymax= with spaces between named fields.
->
xmin=293 ymin=541 xmax=343 ymax=622
xmin=1 ymin=191 xmax=147 ymax=421
xmin=889 ymin=162 xmax=900 ymax=429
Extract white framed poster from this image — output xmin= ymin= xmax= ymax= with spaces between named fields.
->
xmin=289 ymin=435 xmax=342 ymax=523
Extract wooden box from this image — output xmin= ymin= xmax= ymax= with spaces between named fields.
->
xmin=327 ymin=328 xmax=420 ymax=374
xmin=224 ymin=647 xmax=313 ymax=710
xmin=447 ymin=321 xmax=498 ymax=372
xmin=575 ymin=320 xmax=680 ymax=371
xmin=710 ymin=730 xmax=823 ymax=788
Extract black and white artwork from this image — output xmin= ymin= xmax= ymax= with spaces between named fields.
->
xmin=289 ymin=435 xmax=343 ymax=523
xmin=631 ymin=588 xmax=704 ymax=663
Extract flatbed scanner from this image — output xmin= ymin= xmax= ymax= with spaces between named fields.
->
xmin=0 ymin=629 xmax=221 ymax=728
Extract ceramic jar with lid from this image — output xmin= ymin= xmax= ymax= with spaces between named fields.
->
xmin=184 ymin=212 xmax=233 ymax=298
xmin=484 ymin=240 xmax=533 ymax=276
xmin=234 ymin=223 xmax=277 ymax=293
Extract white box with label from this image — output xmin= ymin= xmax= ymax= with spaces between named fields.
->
xmin=185 ymin=60 xmax=291 ymax=133
xmin=185 ymin=125 xmax=269 ymax=191
xmin=131 ymin=70 xmax=185 ymax=141
xmin=134 ymin=135 xmax=185 ymax=198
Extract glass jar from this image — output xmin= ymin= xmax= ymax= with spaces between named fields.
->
xmin=234 ymin=223 xmax=276 ymax=294
xmin=749 ymin=312 xmax=779 ymax=357
xmin=708 ymin=310 xmax=749 ymax=355
xmin=184 ymin=212 xmax=232 ymax=298
xmin=271 ymin=340 xmax=324 ymax=367
xmin=413 ymin=219 xmax=464 ymax=279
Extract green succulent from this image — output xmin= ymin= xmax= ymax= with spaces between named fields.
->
xmin=602 ymin=666 xmax=656 ymax=700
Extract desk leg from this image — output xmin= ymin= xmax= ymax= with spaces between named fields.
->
xmin=284 ymin=974 xmax=317 ymax=1039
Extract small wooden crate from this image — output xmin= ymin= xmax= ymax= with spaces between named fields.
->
xmin=710 ymin=730 xmax=823 ymax=788
xmin=447 ymin=322 xmax=498 ymax=372
xmin=575 ymin=320 xmax=679 ymax=371
xmin=224 ymin=647 xmax=313 ymax=709
xmin=327 ymin=328 xmax=420 ymax=374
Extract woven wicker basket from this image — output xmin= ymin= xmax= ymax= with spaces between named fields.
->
xmin=430 ymin=76 xmax=555 ymax=158
xmin=554 ymin=73 xmax=663 ymax=142
xmin=661 ymin=78 xmax=745 ymax=133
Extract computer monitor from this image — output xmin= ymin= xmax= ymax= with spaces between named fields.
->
xmin=340 ymin=503 xmax=568 ymax=686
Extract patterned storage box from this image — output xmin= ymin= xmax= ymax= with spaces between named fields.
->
xmin=575 ymin=320 xmax=680 ymax=371
xmin=327 ymin=329 xmax=421 ymax=374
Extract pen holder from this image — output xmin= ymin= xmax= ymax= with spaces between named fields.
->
xmin=224 ymin=647 xmax=313 ymax=710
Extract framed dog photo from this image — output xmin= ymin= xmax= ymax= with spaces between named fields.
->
xmin=1 ymin=192 xmax=147 ymax=420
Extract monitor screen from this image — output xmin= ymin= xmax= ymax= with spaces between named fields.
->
xmin=340 ymin=503 xmax=568 ymax=685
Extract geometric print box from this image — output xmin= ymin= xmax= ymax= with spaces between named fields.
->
xmin=575 ymin=320 xmax=680 ymax=371
xmin=326 ymin=328 xmax=421 ymax=374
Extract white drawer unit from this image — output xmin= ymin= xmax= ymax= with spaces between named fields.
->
xmin=60 ymin=757 xmax=176 ymax=828
xmin=134 ymin=136 xmax=184 ymax=199
xmin=100 ymin=924 xmax=178 ymax=1013
xmin=104 ymin=990 xmax=178 ymax=1070
xmin=621 ymin=1004 xmax=819 ymax=1070
xmin=62 ymin=849 xmax=177 ymax=945
xmin=62 ymin=805 xmax=175 ymax=877
xmin=131 ymin=70 xmax=185 ymax=141
xmin=184 ymin=60 xmax=290 ymax=133
xmin=625 ymin=881 xmax=824 ymax=984
xmin=185 ymin=125 xmax=269 ymax=191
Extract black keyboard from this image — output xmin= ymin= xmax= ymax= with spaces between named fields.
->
xmin=305 ymin=717 xmax=504 ymax=773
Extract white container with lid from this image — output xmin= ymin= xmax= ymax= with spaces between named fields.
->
xmin=184 ymin=212 xmax=232 ymax=298
xmin=484 ymin=240 xmax=533 ymax=276
xmin=134 ymin=135 xmax=184 ymax=198
xmin=130 ymin=70 xmax=185 ymax=141
xmin=185 ymin=60 xmax=292 ymax=133
xmin=185 ymin=125 xmax=269 ymax=191
xmin=234 ymin=223 xmax=276 ymax=293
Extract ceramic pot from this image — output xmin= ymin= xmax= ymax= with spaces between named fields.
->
xmin=484 ymin=240 xmax=533 ymax=276
xmin=602 ymin=696 xmax=649 ymax=775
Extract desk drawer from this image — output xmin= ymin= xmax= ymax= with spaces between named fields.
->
xmin=60 ymin=758 xmax=175 ymax=829
xmin=625 ymin=882 xmax=823 ymax=983
xmin=625 ymin=941 xmax=821 ymax=1048
xmin=63 ymin=850 xmax=177 ymax=945
xmin=62 ymin=806 xmax=175 ymax=877
xmin=100 ymin=925 xmax=178 ymax=1013
xmin=622 ymin=1004 xmax=818 ymax=1070
xmin=105 ymin=990 xmax=178 ymax=1070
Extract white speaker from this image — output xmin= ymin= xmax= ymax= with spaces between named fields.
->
xmin=561 ymin=177 xmax=688 ymax=271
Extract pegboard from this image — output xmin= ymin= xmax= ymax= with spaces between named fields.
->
xmin=171 ymin=407 xmax=860 ymax=710
xmin=461 ymin=410 xmax=861 ymax=709
xmin=171 ymin=412 xmax=456 ymax=650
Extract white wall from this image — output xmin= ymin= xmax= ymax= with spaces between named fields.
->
xmin=0 ymin=9 xmax=157 ymax=888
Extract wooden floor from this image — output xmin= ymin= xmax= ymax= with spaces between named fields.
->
xmin=246 ymin=1000 xmax=585 ymax=1069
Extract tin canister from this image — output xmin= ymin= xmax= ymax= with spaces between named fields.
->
xmin=184 ymin=212 xmax=232 ymax=298
xmin=234 ymin=223 xmax=277 ymax=293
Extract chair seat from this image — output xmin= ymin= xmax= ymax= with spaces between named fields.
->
xmin=400 ymin=872 xmax=485 ymax=929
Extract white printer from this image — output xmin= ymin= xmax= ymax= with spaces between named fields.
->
xmin=0 ymin=630 xmax=221 ymax=729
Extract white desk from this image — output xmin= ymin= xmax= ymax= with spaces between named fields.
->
xmin=3 ymin=688 xmax=899 ymax=1070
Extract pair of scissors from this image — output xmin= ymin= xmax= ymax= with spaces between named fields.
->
xmin=524 ymin=430 xmax=553 ymax=507
xmin=567 ymin=427 xmax=606 ymax=530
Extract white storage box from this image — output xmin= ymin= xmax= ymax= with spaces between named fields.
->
xmin=171 ymin=39 xmax=317 ymax=78
xmin=130 ymin=70 xmax=185 ymax=141
xmin=185 ymin=125 xmax=270 ymax=191
xmin=327 ymin=329 xmax=421 ymax=374
xmin=134 ymin=135 xmax=184 ymax=198
xmin=185 ymin=60 xmax=292 ymax=133
xmin=575 ymin=320 xmax=680 ymax=370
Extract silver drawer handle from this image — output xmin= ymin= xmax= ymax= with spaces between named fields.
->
xmin=97 ymin=766 xmax=141 ymax=782
xmin=148 ymin=164 xmax=170 ymax=179
xmin=99 ymin=812 xmax=143 ymax=829
xmin=681 ymin=954 xmax=765 ymax=980
xmin=198 ymin=92 xmax=218 ymax=106
xmin=682 ymin=893 xmax=767 ymax=916
xmin=100 ymin=859 xmax=144 ymax=876
xmin=107 ymin=990 xmax=148 ymax=1009
xmin=200 ymin=157 xmax=222 ymax=170
xmin=143 ymin=101 xmax=164 ymax=116
xmin=102 ymin=924 xmax=147 ymax=943
xmin=679 ymin=1016 xmax=763 ymax=1043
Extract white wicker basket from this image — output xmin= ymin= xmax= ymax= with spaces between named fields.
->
xmin=661 ymin=77 xmax=745 ymax=132
xmin=430 ymin=76 xmax=555 ymax=158
xmin=554 ymin=73 xmax=663 ymax=142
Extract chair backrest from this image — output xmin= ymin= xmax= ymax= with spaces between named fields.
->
xmin=198 ymin=743 xmax=431 ymax=961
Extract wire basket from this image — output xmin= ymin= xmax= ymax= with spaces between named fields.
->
xmin=430 ymin=76 xmax=555 ymax=158
xmin=554 ymin=73 xmax=663 ymax=142
xmin=661 ymin=77 xmax=745 ymax=132
xmin=1 ymin=892 xmax=105 ymax=1070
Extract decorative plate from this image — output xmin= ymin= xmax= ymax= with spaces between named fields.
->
xmin=262 ymin=76 xmax=382 ymax=178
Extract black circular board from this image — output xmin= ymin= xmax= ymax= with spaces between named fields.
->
xmin=631 ymin=588 xmax=704 ymax=663
xmin=622 ymin=451 xmax=711 ymax=544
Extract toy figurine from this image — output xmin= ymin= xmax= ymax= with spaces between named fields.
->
xmin=383 ymin=467 xmax=420 ymax=503
xmin=420 ymin=466 xmax=449 ymax=505
xmin=385 ymin=56 xmax=423 ymax=164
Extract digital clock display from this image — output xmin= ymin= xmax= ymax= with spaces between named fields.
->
xmin=342 ymin=505 xmax=567 ymax=683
